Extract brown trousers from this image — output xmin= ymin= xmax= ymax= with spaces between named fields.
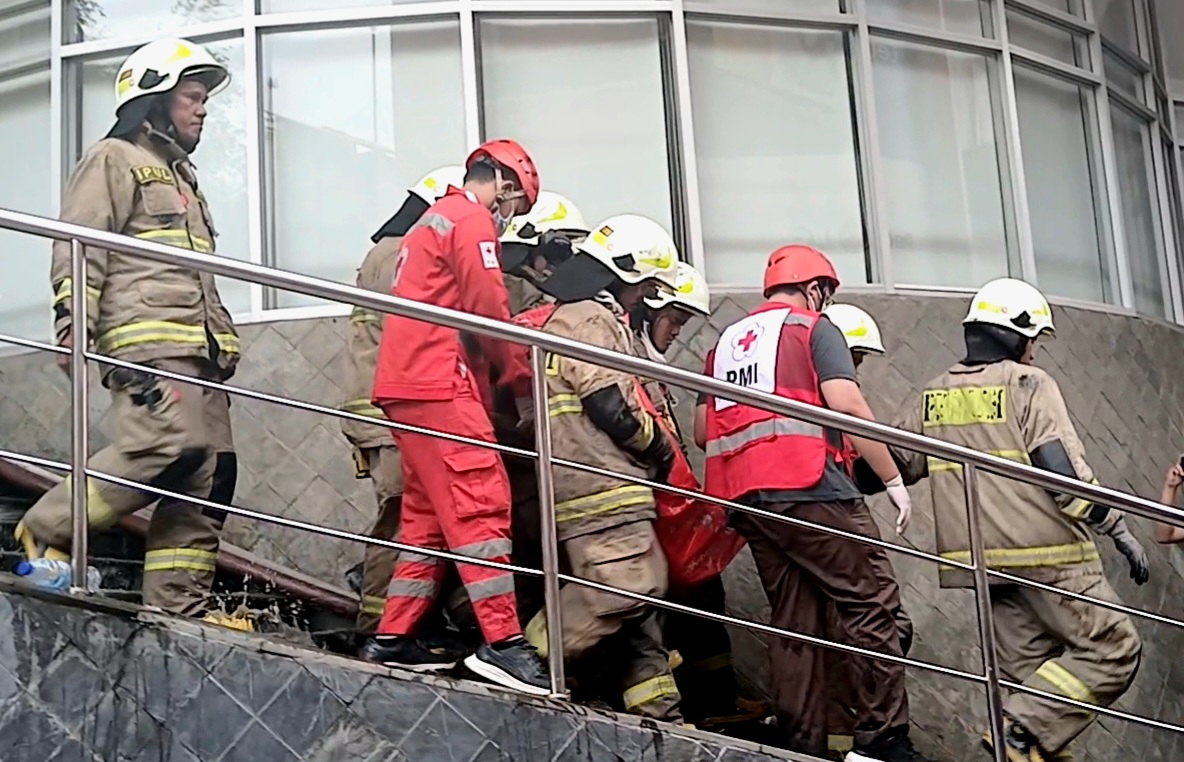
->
xmin=734 ymin=499 xmax=909 ymax=756
xmin=356 ymin=445 xmax=403 ymax=633
xmin=22 ymin=357 xmax=229 ymax=616
xmin=825 ymin=501 xmax=913 ymax=753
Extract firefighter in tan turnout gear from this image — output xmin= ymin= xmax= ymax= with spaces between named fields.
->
xmin=339 ymin=165 xmax=464 ymax=635
xmin=16 ymin=38 xmax=243 ymax=623
xmin=889 ymin=278 xmax=1146 ymax=762
xmin=522 ymin=214 xmax=684 ymax=721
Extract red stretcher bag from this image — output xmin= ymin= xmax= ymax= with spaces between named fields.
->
xmin=633 ymin=380 xmax=746 ymax=592
xmin=512 ymin=303 xmax=745 ymax=590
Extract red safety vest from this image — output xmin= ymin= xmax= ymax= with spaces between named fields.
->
xmin=514 ymin=303 xmax=745 ymax=590
xmin=704 ymin=304 xmax=830 ymax=501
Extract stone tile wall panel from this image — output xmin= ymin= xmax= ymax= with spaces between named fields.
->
xmin=2 ymin=296 xmax=1184 ymax=758
xmin=0 ymin=581 xmax=809 ymax=762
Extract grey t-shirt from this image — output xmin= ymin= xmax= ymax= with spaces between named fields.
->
xmin=698 ymin=315 xmax=863 ymax=506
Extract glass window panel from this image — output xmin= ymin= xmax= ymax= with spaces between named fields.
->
xmin=1163 ymin=0 xmax=1184 ymax=92
xmin=870 ymin=38 xmax=1010 ymax=287
xmin=684 ymin=0 xmax=841 ymax=15
xmin=262 ymin=0 xmax=426 ymax=12
xmin=1104 ymin=49 xmax=1144 ymax=103
xmin=1175 ymin=104 xmax=1184 ymax=141
xmin=0 ymin=68 xmax=52 ymax=341
xmin=262 ymin=21 xmax=466 ymax=309
xmin=867 ymin=0 xmax=994 ymax=38
xmin=1026 ymin=0 xmax=1082 ymax=15
xmin=0 ymin=0 xmax=50 ymax=68
xmin=66 ymin=0 xmax=239 ymax=43
xmin=686 ymin=21 xmax=865 ymax=286
xmin=1161 ymin=136 xmax=1183 ymax=319
xmin=479 ymin=17 xmax=673 ymax=234
xmin=1111 ymin=105 xmax=1168 ymax=316
xmin=79 ymin=41 xmax=251 ymax=314
xmin=1006 ymin=8 xmax=1089 ymax=68
xmin=1014 ymin=66 xmax=1112 ymax=302
xmin=1095 ymin=0 xmax=1138 ymax=54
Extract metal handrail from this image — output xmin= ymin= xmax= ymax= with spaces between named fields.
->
xmin=2 ymin=206 xmax=1183 ymax=757
xmin=2 ymin=208 xmax=1181 ymax=529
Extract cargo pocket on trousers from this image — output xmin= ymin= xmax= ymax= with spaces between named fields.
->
xmin=581 ymin=525 xmax=665 ymax=617
xmin=442 ymin=446 xmax=508 ymax=519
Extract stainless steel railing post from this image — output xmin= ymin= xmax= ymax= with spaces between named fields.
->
xmin=530 ymin=345 xmax=567 ymax=699
xmin=966 ymin=463 xmax=1007 ymax=762
xmin=69 ymin=238 xmax=91 ymax=593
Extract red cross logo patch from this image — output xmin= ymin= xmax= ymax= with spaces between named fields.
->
xmin=731 ymin=323 xmax=764 ymax=361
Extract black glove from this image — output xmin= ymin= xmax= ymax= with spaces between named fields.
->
xmin=642 ymin=429 xmax=676 ymax=484
xmin=1110 ymin=519 xmax=1150 ymax=585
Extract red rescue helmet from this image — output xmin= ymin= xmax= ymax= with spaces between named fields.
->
xmin=466 ymin=139 xmax=540 ymax=206
xmin=763 ymin=244 xmax=840 ymax=297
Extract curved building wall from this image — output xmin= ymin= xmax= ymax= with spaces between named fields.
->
xmin=2 ymin=298 xmax=1184 ymax=759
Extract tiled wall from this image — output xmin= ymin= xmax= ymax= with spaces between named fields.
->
xmin=0 ymin=579 xmax=807 ymax=762
xmin=3 ymin=293 xmax=1184 ymax=759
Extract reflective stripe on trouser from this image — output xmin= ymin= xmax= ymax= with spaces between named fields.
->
xmin=377 ymin=380 xmax=521 ymax=644
xmin=341 ymin=398 xmax=387 ymax=419
xmin=357 ymin=445 xmax=404 ymax=633
xmin=20 ymin=357 xmax=219 ymax=616
xmin=992 ymin=575 xmax=1141 ymax=753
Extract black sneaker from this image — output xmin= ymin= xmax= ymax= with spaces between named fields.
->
xmin=846 ymin=729 xmax=931 ymax=762
xmin=422 ymin=628 xmax=472 ymax=663
xmin=359 ymin=636 xmax=458 ymax=672
xmin=463 ymin=637 xmax=551 ymax=696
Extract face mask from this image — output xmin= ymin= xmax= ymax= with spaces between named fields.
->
xmin=493 ymin=207 xmax=512 ymax=236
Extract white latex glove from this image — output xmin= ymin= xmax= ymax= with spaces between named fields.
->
xmin=515 ymin=397 xmax=536 ymax=429
xmin=884 ymin=475 xmax=912 ymax=535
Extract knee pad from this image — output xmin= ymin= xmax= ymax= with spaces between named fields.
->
xmin=203 ymin=453 xmax=237 ymax=528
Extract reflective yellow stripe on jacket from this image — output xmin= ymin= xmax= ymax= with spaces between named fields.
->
xmin=939 ymin=541 xmax=1099 ymax=571
xmin=97 ymin=320 xmax=209 ymax=354
xmin=52 ymin=278 xmax=102 ymax=308
xmin=340 ymin=398 xmax=386 ymax=419
xmin=136 ymin=227 xmax=213 ymax=253
xmin=548 ymin=393 xmax=654 ymax=451
xmin=548 ymin=392 xmax=655 ymax=524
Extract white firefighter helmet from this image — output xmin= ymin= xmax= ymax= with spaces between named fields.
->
xmin=408 ymin=166 xmax=465 ymax=205
xmin=963 ymin=278 xmax=1055 ymax=339
xmin=645 ymin=262 xmax=710 ymax=318
xmin=824 ymin=304 xmax=885 ymax=355
xmin=577 ymin=214 xmax=679 ymax=290
xmin=501 ymin=191 xmax=591 ymax=246
xmin=114 ymin=38 xmax=229 ymax=114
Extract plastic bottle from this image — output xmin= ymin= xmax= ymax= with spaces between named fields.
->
xmin=14 ymin=559 xmax=102 ymax=592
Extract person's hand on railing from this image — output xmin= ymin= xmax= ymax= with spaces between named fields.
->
xmin=884 ymin=475 xmax=912 ymax=535
xmin=1109 ymin=516 xmax=1150 ymax=585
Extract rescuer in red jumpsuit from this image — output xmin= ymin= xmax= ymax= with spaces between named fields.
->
xmin=359 ymin=140 xmax=550 ymax=697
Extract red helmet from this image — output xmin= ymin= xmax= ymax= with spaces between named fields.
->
xmin=466 ymin=139 xmax=540 ymax=206
xmin=763 ymin=244 xmax=840 ymax=297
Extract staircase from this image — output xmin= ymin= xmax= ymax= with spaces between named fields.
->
xmin=0 ymin=577 xmax=818 ymax=762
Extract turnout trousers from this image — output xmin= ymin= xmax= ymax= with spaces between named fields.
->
xmin=733 ymin=499 xmax=909 ymax=756
xmin=992 ymin=574 xmax=1140 ymax=753
xmin=376 ymin=373 xmax=521 ymax=645
xmin=20 ymin=357 xmax=229 ymax=616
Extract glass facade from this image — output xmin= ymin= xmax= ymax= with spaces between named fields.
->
xmin=5 ymin=0 xmax=1184 ymax=338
